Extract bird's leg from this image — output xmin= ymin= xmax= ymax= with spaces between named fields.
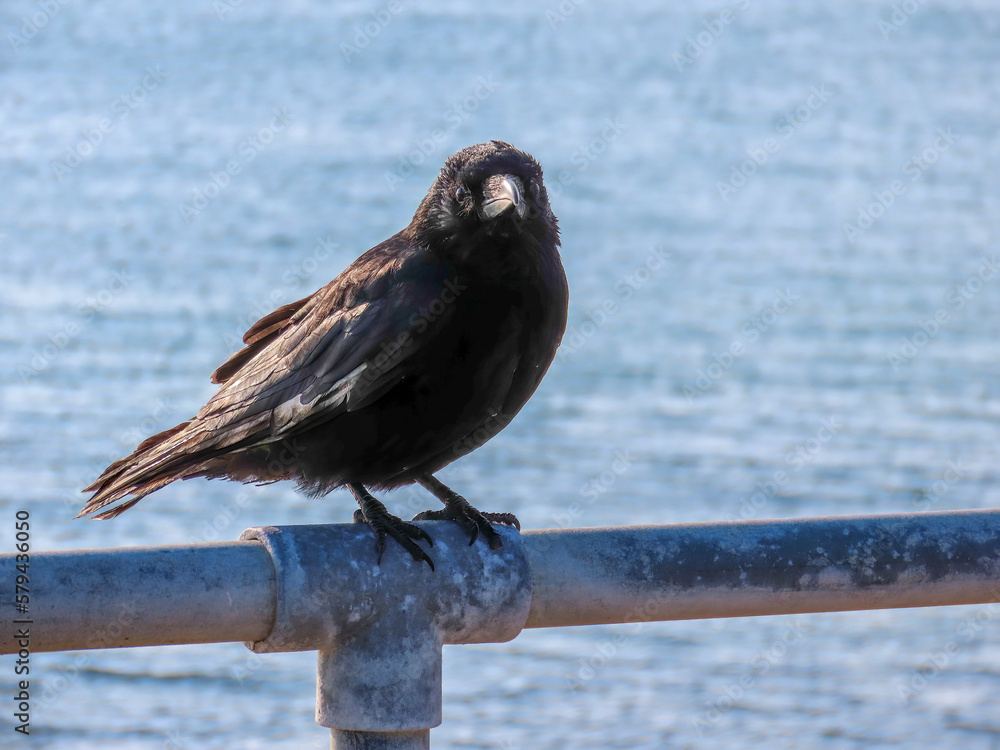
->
xmin=348 ymin=483 xmax=435 ymax=570
xmin=413 ymin=474 xmax=520 ymax=550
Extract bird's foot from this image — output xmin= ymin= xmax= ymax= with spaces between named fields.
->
xmin=415 ymin=475 xmax=520 ymax=550
xmin=412 ymin=506 xmax=519 ymax=550
xmin=349 ymin=484 xmax=434 ymax=570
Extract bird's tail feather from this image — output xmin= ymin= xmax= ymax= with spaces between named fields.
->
xmin=79 ymin=419 xmax=215 ymax=519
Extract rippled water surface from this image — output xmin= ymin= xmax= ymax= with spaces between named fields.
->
xmin=2 ymin=1 xmax=1000 ymax=747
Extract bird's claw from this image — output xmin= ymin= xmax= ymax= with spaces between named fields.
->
xmin=413 ymin=505 xmax=519 ymax=550
xmin=353 ymin=507 xmax=435 ymax=571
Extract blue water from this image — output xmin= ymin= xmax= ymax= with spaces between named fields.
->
xmin=2 ymin=0 xmax=1000 ymax=747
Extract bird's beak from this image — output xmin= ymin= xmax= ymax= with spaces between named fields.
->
xmin=480 ymin=175 xmax=528 ymax=220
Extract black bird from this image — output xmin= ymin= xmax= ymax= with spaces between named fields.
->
xmin=80 ymin=141 xmax=569 ymax=569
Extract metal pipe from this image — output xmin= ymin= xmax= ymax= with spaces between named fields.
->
xmin=523 ymin=510 xmax=1000 ymax=628
xmin=0 ymin=541 xmax=275 ymax=652
xmin=3 ymin=510 xmax=1000 ymax=657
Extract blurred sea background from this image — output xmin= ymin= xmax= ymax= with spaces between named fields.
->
xmin=2 ymin=0 xmax=1000 ymax=747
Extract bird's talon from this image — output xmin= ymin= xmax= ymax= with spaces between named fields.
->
xmin=413 ymin=477 xmax=518 ymax=551
xmin=406 ymin=522 xmax=434 ymax=546
xmin=351 ymin=484 xmax=435 ymax=568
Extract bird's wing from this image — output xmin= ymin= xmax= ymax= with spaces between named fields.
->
xmin=209 ymin=295 xmax=314 ymax=385
xmin=200 ymin=282 xmax=431 ymax=443
xmin=81 ymin=238 xmax=453 ymax=517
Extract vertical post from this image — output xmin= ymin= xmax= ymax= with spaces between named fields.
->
xmin=330 ymin=728 xmax=430 ymax=749
xmin=315 ymin=617 xmax=443 ymax=733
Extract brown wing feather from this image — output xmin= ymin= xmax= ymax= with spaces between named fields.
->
xmin=244 ymin=297 xmax=311 ymax=345
xmin=211 ymin=296 xmax=313 ymax=384
xmin=136 ymin=421 xmax=191 ymax=452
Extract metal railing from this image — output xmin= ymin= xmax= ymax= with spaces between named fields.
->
xmin=3 ymin=510 xmax=1000 ymax=748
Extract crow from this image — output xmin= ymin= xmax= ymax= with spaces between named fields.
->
xmin=80 ymin=140 xmax=569 ymax=570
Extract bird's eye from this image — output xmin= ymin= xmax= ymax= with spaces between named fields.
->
xmin=455 ymin=186 xmax=470 ymax=202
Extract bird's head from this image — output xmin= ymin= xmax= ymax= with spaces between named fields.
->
xmin=408 ymin=141 xmax=559 ymax=268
